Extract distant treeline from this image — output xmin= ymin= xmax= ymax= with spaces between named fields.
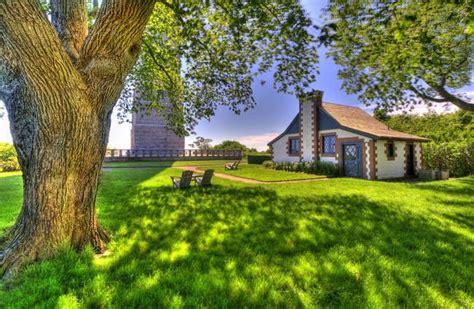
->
xmin=381 ymin=111 xmax=473 ymax=177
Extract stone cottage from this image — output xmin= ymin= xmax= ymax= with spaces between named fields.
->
xmin=268 ymin=90 xmax=429 ymax=179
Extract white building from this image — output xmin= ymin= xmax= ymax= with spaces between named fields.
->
xmin=268 ymin=90 xmax=429 ymax=180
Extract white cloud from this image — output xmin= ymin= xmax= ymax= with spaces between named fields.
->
xmin=390 ymin=102 xmax=459 ymax=116
xmin=464 ymin=91 xmax=474 ymax=99
xmin=393 ymin=90 xmax=474 ymax=115
xmin=235 ymin=132 xmax=279 ymax=151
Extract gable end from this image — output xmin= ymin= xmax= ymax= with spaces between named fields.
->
xmin=268 ymin=114 xmax=300 ymax=146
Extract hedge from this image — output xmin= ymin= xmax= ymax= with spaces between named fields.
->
xmin=0 ymin=143 xmax=20 ymax=172
xmin=247 ymin=153 xmax=272 ymax=164
xmin=423 ymin=142 xmax=473 ymax=177
xmin=264 ymin=160 xmax=338 ymax=177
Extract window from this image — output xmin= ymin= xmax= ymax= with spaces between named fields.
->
xmin=386 ymin=142 xmax=395 ymax=159
xmin=322 ymin=135 xmax=336 ymax=154
xmin=289 ymin=138 xmax=300 ymax=155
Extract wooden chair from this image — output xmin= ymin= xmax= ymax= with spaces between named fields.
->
xmin=194 ymin=169 xmax=214 ymax=187
xmin=171 ymin=170 xmax=194 ymax=188
xmin=224 ymin=160 xmax=240 ymax=170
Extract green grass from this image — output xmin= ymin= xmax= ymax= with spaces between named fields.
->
xmin=199 ymin=163 xmax=325 ymax=181
xmin=0 ymin=164 xmax=473 ymax=308
xmin=0 ymin=172 xmax=22 ymax=233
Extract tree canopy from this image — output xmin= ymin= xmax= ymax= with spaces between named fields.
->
xmin=321 ymin=0 xmax=473 ymax=111
xmin=188 ymin=136 xmax=213 ymax=150
xmin=118 ymin=0 xmax=319 ymax=135
xmin=213 ymin=140 xmax=257 ymax=153
xmin=384 ymin=111 xmax=474 ymax=144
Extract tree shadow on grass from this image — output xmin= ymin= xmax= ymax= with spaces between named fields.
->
xmin=1 ymin=173 xmax=473 ymax=308
xmin=410 ymin=176 xmax=474 ymax=197
xmin=93 ymin=184 xmax=473 ymax=308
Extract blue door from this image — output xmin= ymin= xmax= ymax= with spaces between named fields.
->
xmin=343 ymin=144 xmax=362 ymax=177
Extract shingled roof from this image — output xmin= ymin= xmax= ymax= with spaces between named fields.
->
xmin=321 ymin=102 xmax=429 ymax=141
xmin=269 ymin=102 xmax=429 ymax=145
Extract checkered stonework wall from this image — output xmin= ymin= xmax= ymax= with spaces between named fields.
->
xmin=298 ymin=90 xmax=323 ymax=162
xmin=131 ymin=110 xmax=185 ymax=150
xmin=299 ymin=100 xmax=314 ymax=161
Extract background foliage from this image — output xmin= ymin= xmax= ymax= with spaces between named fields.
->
xmin=247 ymin=153 xmax=272 ymax=164
xmin=188 ymin=136 xmax=213 ymax=150
xmin=0 ymin=143 xmax=20 ymax=172
xmin=212 ymin=140 xmax=257 ymax=156
xmin=383 ymin=111 xmax=474 ymax=176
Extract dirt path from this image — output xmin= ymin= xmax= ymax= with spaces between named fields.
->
xmin=176 ymin=166 xmax=328 ymax=184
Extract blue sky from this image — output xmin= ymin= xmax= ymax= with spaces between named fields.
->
xmin=0 ymin=1 xmax=470 ymax=150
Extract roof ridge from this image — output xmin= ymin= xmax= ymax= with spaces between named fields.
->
xmin=322 ymin=101 xmax=365 ymax=109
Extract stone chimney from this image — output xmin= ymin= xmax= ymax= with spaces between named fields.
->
xmin=298 ymin=90 xmax=323 ymax=161
xmin=306 ymin=90 xmax=323 ymax=107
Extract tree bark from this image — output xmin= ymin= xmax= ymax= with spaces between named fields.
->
xmin=1 ymin=100 xmax=112 ymax=276
xmin=0 ymin=0 xmax=156 ymax=277
xmin=50 ymin=0 xmax=88 ymax=61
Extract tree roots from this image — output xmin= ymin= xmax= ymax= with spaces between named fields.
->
xmin=1 ymin=225 xmax=110 ymax=280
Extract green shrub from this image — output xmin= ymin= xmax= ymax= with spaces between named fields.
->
xmin=272 ymin=160 xmax=337 ymax=177
xmin=2 ymin=157 xmax=20 ymax=172
xmin=247 ymin=153 xmax=272 ymax=164
xmin=262 ymin=160 xmax=274 ymax=169
xmin=0 ymin=143 xmax=20 ymax=172
xmin=423 ymin=142 xmax=473 ymax=177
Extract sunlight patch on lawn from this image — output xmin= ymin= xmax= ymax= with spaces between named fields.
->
xmin=159 ymin=241 xmax=191 ymax=263
xmin=0 ymin=171 xmax=21 ymax=178
xmin=135 ymin=272 xmax=161 ymax=290
xmin=199 ymin=222 xmax=229 ymax=250
xmin=56 ymin=293 xmax=80 ymax=309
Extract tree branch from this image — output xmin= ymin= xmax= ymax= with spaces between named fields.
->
xmin=50 ymin=0 xmax=88 ymax=62
xmin=156 ymin=0 xmax=218 ymax=64
xmin=409 ymin=85 xmax=449 ymax=103
xmin=410 ymin=84 xmax=474 ymax=111
xmin=143 ymin=41 xmax=175 ymax=88
xmin=431 ymin=84 xmax=474 ymax=111
xmin=0 ymin=0 xmax=85 ymax=110
xmin=78 ymin=0 xmax=156 ymax=110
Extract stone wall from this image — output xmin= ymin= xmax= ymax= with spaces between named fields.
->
xmin=318 ymin=128 xmax=375 ymax=179
xmin=375 ymin=140 xmax=406 ymax=179
xmin=271 ymin=133 xmax=301 ymax=163
xmin=131 ymin=110 xmax=185 ymax=150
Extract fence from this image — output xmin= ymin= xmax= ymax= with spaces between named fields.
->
xmin=104 ymin=149 xmax=242 ymax=162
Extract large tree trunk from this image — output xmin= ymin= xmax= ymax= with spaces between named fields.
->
xmin=1 ymin=95 xmax=112 ymax=276
xmin=0 ymin=51 xmax=115 ymax=274
xmin=0 ymin=0 xmax=156 ymax=277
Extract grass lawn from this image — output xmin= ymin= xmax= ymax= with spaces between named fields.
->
xmin=0 ymin=172 xmax=22 ymax=234
xmin=199 ymin=163 xmax=326 ymax=181
xmin=0 ymin=164 xmax=473 ymax=308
